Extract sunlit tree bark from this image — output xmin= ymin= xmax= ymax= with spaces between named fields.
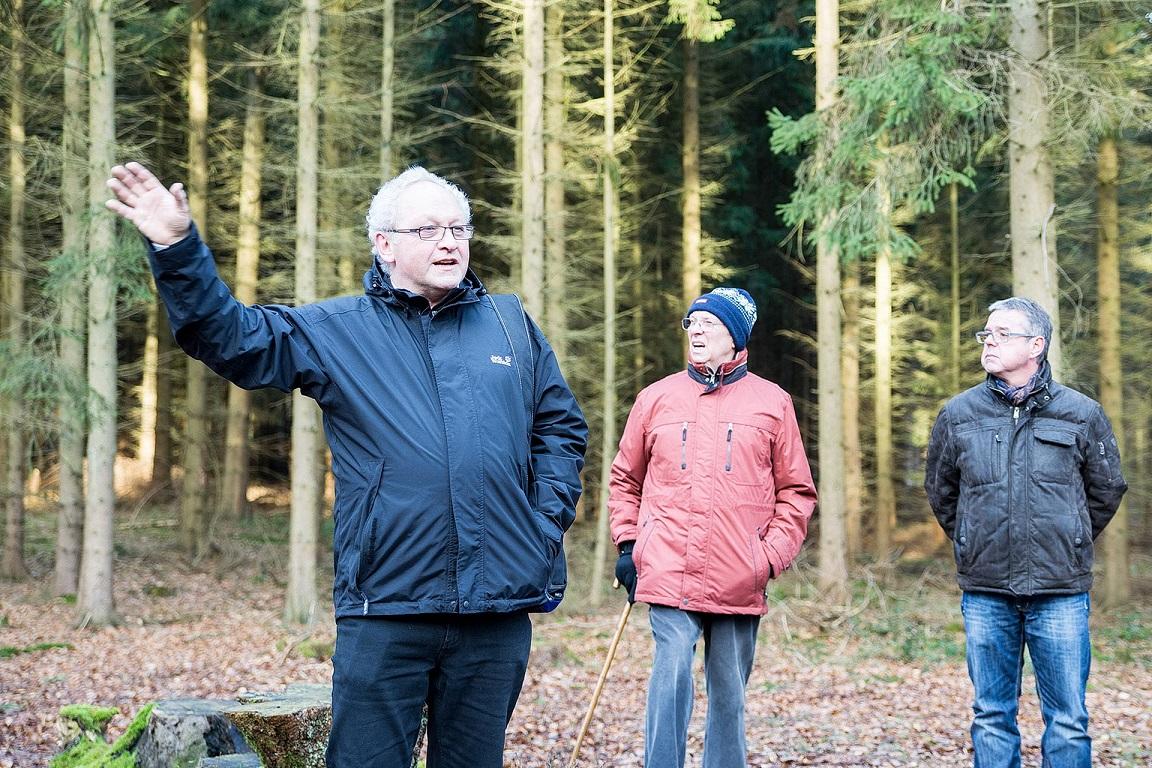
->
xmin=815 ymin=0 xmax=847 ymax=599
xmin=872 ymin=162 xmax=894 ymax=562
xmin=1007 ymin=0 xmax=1061 ymax=375
xmin=543 ymin=1 xmax=568 ymax=364
xmin=78 ymin=0 xmax=118 ymax=626
xmin=590 ymin=0 xmax=617 ymax=607
xmin=56 ymin=0 xmax=88 ymax=596
xmin=1096 ymin=133 xmax=1128 ymax=606
xmin=380 ymin=0 xmax=395 ymax=182
xmin=520 ymin=0 xmax=546 ymax=317
xmin=285 ymin=0 xmax=324 ymax=624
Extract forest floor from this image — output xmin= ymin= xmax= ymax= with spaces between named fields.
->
xmin=1 ymin=492 xmax=1150 ymax=768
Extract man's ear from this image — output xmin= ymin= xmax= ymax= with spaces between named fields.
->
xmin=1029 ymin=336 xmax=1046 ymax=360
xmin=373 ymin=232 xmax=394 ymax=265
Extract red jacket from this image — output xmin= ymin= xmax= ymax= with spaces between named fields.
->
xmin=609 ymin=352 xmax=817 ymax=614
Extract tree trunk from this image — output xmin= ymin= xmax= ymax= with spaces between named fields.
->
xmin=79 ymin=0 xmax=118 ymax=626
xmin=220 ymin=71 xmax=266 ymax=521
xmin=949 ymin=183 xmax=961 ymax=395
xmin=543 ymin=1 xmax=568 ymax=365
xmin=590 ymin=0 xmax=616 ymax=608
xmin=285 ymin=0 xmax=323 ymax=624
xmin=320 ymin=0 xmax=356 ymax=298
xmin=2 ymin=0 xmax=30 ymax=580
xmin=841 ymin=259 xmax=861 ymax=559
xmin=138 ymin=301 xmax=159 ymax=476
xmin=815 ymin=0 xmax=847 ymax=600
xmin=680 ymin=36 xmax=701 ymax=310
xmin=380 ymin=0 xmax=395 ymax=182
xmin=181 ymin=0 xmax=211 ymax=558
xmin=632 ymin=242 xmax=645 ymax=375
xmin=872 ymin=171 xmax=894 ymax=562
xmin=56 ymin=0 xmax=88 ymax=596
xmin=151 ymin=307 xmax=174 ymax=492
xmin=935 ymin=181 xmax=960 ymax=550
xmin=520 ymin=0 xmax=546 ymax=318
xmin=1095 ymin=133 xmax=1128 ymax=606
xmin=1007 ymin=0 xmax=1060 ymax=375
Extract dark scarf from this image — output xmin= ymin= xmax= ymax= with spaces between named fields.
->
xmin=989 ymin=364 xmax=1047 ymax=405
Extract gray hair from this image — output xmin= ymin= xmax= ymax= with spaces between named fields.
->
xmin=365 ymin=166 xmax=471 ymax=261
xmin=988 ymin=296 xmax=1053 ymax=361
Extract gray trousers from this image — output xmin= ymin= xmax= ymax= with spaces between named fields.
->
xmin=645 ymin=605 xmax=761 ymax=768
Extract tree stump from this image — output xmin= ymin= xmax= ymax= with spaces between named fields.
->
xmin=135 ymin=698 xmax=253 ymax=768
xmin=224 ymin=684 xmax=332 ymax=768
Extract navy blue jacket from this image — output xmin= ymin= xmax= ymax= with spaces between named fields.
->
xmin=149 ymin=229 xmax=587 ymax=618
xmin=924 ymin=363 xmax=1126 ymax=596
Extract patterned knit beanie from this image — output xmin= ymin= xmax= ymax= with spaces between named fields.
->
xmin=684 ymin=287 xmax=758 ymax=351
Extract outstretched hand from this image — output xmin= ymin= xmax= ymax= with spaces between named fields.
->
xmin=105 ymin=162 xmax=192 ymax=246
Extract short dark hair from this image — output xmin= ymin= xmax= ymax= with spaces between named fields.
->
xmin=988 ymin=296 xmax=1052 ymax=361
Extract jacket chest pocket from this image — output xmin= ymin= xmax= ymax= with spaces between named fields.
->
xmin=1032 ymin=425 xmax=1080 ymax=483
xmin=646 ymin=419 xmax=694 ymax=484
xmin=722 ymin=421 xmax=774 ymax=486
xmin=955 ymin=424 xmax=1005 ymax=487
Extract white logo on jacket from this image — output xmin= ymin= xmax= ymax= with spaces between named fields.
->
xmin=490 ymin=355 xmax=513 ymax=367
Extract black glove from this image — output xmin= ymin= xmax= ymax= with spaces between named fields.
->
xmin=614 ymin=541 xmax=637 ymax=603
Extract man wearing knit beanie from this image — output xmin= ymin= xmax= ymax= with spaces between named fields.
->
xmin=684 ymin=286 xmax=758 ymax=352
xmin=609 ymin=286 xmax=816 ymax=768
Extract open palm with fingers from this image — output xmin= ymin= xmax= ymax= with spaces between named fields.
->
xmin=105 ymin=162 xmax=192 ymax=246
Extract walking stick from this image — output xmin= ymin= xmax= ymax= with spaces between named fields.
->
xmin=567 ymin=582 xmax=633 ymax=768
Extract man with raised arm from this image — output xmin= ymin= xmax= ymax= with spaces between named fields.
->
xmin=106 ymin=161 xmax=587 ymax=768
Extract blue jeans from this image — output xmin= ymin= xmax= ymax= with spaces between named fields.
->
xmin=326 ymin=612 xmax=531 ymax=768
xmin=961 ymin=591 xmax=1092 ymax=768
xmin=646 ymin=605 xmax=760 ymax=768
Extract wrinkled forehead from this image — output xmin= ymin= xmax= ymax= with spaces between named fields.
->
xmin=985 ymin=308 xmax=1031 ymax=331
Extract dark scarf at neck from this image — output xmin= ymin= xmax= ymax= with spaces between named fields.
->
xmin=989 ymin=361 xmax=1050 ymax=405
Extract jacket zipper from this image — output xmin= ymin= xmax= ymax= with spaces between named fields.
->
xmin=421 ymin=312 xmax=462 ymax=610
xmin=1011 ymin=404 xmax=1025 ymax=590
xmin=725 ymin=423 xmax=734 ymax=472
xmin=680 ymin=422 xmax=688 ymax=469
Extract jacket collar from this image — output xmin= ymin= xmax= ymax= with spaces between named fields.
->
xmin=985 ymin=360 xmax=1053 ymax=407
xmin=363 ymin=261 xmax=487 ymax=314
xmin=688 ymin=348 xmax=749 ymax=393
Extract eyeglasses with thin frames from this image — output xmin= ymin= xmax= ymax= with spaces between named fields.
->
xmin=681 ymin=317 xmax=723 ymax=332
xmin=974 ymin=329 xmax=1036 ymax=345
xmin=384 ymin=225 xmax=476 ymax=241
